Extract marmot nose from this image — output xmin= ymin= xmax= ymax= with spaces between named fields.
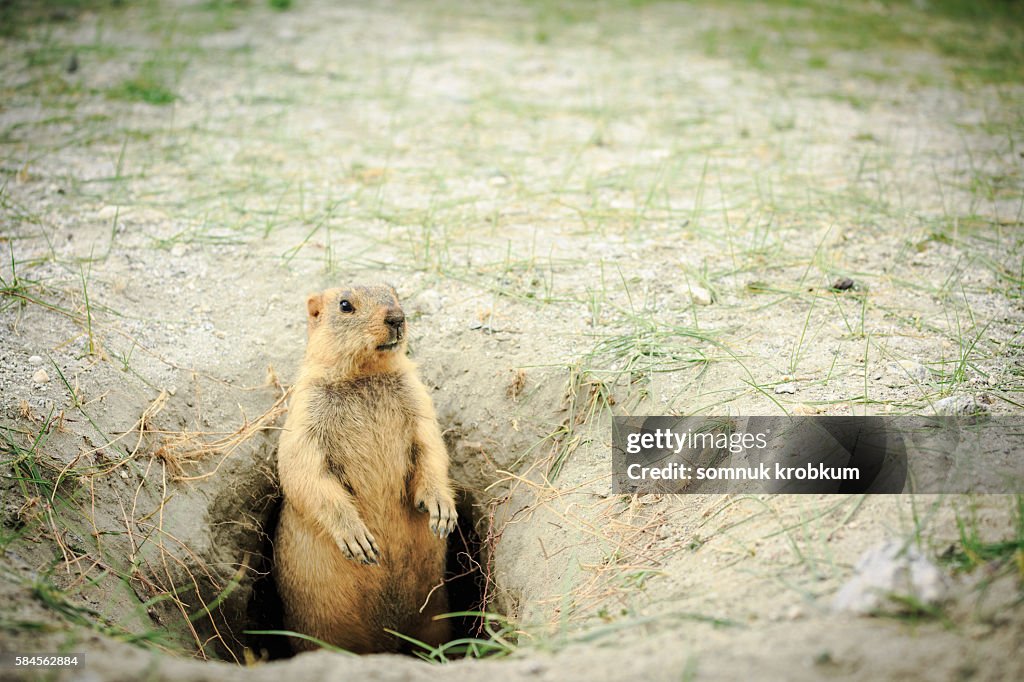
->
xmin=384 ymin=309 xmax=405 ymax=334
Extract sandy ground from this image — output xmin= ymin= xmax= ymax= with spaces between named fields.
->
xmin=1 ymin=0 xmax=1022 ymax=680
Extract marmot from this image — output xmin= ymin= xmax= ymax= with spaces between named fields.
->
xmin=273 ymin=284 xmax=457 ymax=654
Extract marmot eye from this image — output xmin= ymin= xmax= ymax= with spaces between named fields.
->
xmin=339 ymin=299 xmax=355 ymax=313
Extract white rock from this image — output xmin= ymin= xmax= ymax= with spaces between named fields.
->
xmin=28 ymin=355 xmax=43 ymax=366
xmin=832 ymin=540 xmax=949 ymax=615
xmin=774 ymin=382 xmax=797 ymax=395
xmin=888 ymin=360 xmax=929 ymax=383
xmin=293 ymin=58 xmax=318 ymax=74
xmin=412 ymin=289 xmax=443 ymax=315
xmin=688 ymin=285 xmax=714 ymax=306
xmin=935 ymin=395 xmax=989 ymax=418
xmin=32 ymin=369 xmax=50 ymax=384
xmin=97 ymin=205 xmax=123 ymax=221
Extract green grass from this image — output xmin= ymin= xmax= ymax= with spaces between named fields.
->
xmin=0 ymin=0 xmax=121 ymax=38
xmin=0 ymin=410 xmax=261 ymax=662
xmin=0 ymin=420 xmax=178 ymax=652
xmin=385 ymin=612 xmax=518 ymax=662
xmin=108 ymin=75 xmax=177 ymax=106
xmin=942 ymin=495 xmax=1024 ymax=581
xmin=695 ymin=0 xmax=1024 ymax=86
xmin=28 ymin=569 xmax=172 ymax=647
xmin=106 ymin=42 xmax=185 ymax=107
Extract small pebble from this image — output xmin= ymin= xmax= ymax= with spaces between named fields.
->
xmin=32 ymin=369 xmax=50 ymax=384
xmin=689 ymin=285 xmax=714 ymax=306
xmin=523 ymin=662 xmax=546 ymax=676
xmin=935 ymin=395 xmax=990 ymax=418
xmin=814 ymin=651 xmax=835 ymax=667
xmin=831 ymin=277 xmax=855 ymax=291
xmin=28 ymin=355 xmax=43 ymax=366
xmin=888 ymin=360 xmax=929 ymax=383
xmin=412 ymin=289 xmax=443 ymax=315
xmin=97 ymin=205 xmax=121 ymax=221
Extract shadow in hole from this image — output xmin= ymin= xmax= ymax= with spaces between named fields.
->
xmin=438 ymin=489 xmax=488 ymax=647
xmin=244 ymin=494 xmax=290 ymax=661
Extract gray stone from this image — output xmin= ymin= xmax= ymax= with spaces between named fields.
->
xmin=935 ymin=395 xmax=989 ymax=418
xmin=887 ymin=360 xmax=929 ymax=384
xmin=412 ymin=289 xmax=443 ymax=315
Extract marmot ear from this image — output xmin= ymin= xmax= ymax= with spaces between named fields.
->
xmin=306 ymin=292 xmax=324 ymax=325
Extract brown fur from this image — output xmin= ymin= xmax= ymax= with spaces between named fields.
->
xmin=273 ymin=284 xmax=456 ymax=654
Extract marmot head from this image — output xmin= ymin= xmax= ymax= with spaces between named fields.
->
xmin=304 ymin=284 xmax=407 ymax=373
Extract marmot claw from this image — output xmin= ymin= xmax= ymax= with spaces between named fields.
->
xmin=416 ymin=491 xmax=457 ymax=539
xmin=336 ymin=525 xmax=381 ymax=565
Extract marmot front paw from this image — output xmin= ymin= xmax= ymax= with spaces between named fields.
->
xmin=414 ymin=490 xmax=457 ymax=539
xmin=334 ymin=522 xmax=381 ymax=565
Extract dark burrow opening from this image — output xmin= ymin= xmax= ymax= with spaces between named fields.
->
xmin=242 ymin=488 xmax=489 ymax=661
